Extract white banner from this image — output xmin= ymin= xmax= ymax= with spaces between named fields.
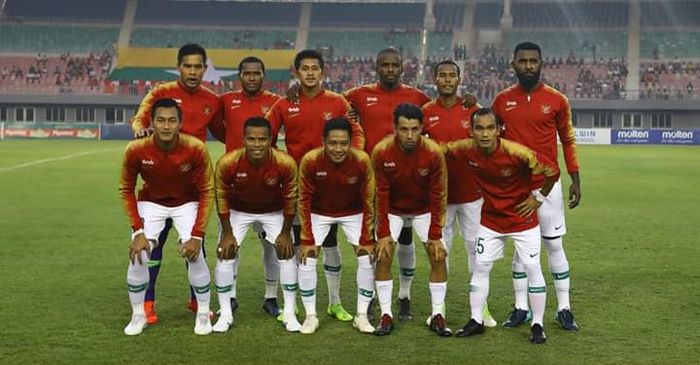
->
xmin=573 ymin=128 xmax=611 ymax=145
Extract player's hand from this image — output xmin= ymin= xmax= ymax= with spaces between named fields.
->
xmin=134 ymin=128 xmax=154 ymax=139
xmin=462 ymin=93 xmax=478 ymax=108
xmin=286 ymin=83 xmax=300 ymax=104
xmin=516 ymin=195 xmax=541 ymax=217
xmin=356 ymin=242 xmax=376 ymax=263
xmin=569 ymin=180 xmax=582 ymax=209
xmin=426 ymin=239 xmax=447 ymax=262
xmin=346 ymin=108 xmax=359 ymax=122
xmin=375 ymin=236 xmax=394 ymax=263
xmin=298 ymin=245 xmax=318 ymax=265
xmin=275 ymin=231 xmax=294 ymax=259
xmin=180 ymin=238 xmax=202 ymax=261
xmin=128 ymin=233 xmax=151 ymax=265
xmin=217 ymin=232 xmax=238 ymax=260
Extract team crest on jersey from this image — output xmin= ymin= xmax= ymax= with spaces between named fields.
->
xmin=460 ymin=119 xmax=470 ymax=129
xmin=180 ymin=163 xmax=192 ymax=172
xmin=265 ymin=177 xmax=279 ymax=185
xmin=500 ymin=168 xmax=514 ymax=177
xmin=347 ymin=176 xmax=358 ymax=184
xmin=203 ymin=106 xmax=212 ymax=115
xmin=418 ymin=168 xmax=430 ymax=176
xmin=541 ymin=103 xmax=552 ymax=114
xmin=322 ymin=112 xmax=333 ymax=121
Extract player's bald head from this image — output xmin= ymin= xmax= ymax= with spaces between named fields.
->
xmin=376 ymin=47 xmax=402 ymax=65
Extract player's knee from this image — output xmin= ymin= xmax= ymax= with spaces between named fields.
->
xmin=472 ymin=260 xmax=494 ymax=278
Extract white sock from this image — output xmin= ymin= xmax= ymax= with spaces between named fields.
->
xmin=397 ymin=243 xmax=415 ymax=299
xmin=262 ymin=239 xmax=279 ymax=299
xmin=469 ymin=261 xmax=493 ymax=324
xmin=512 ymin=252 xmax=529 ymax=310
xmin=544 ymin=236 xmax=571 ymax=311
xmin=429 ymin=282 xmax=447 ymax=316
xmin=465 ymin=236 xmax=477 ymax=274
xmin=356 ymin=255 xmax=374 ymax=315
xmin=375 ymin=279 xmax=393 ymax=317
xmin=127 ymin=250 xmax=149 ymax=315
xmin=323 ymin=246 xmax=342 ymax=305
xmin=230 ymin=250 xmax=239 ymax=299
xmin=279 ymin=257 xmax=298 ymax=317
xmin=524 ymin=261 xmax=547 ymax=326
xmin=187 ymin=248 xmax=211 ymax=314
xmin=298 ymin=257 xmax=318 ymax=316
xmin=214 ymin=259 xmax=235 ymax=317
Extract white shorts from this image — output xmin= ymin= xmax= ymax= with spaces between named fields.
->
xmin=475 ymin=225 xmax=542 ymax=265
xmin=535 ymin=179 xmax=567 ymax=237
xmin=311 ymin=213 xmax=364 ymax=246
xmin=388 ymin=212 xmax=436 ymax=245
xmin=226 ymin=210 xmax=284 ymax=246
xmin=444 ymin=198 xmax=483 ymax=249
xmin=137 ymin=201 xmax=198 ymax=243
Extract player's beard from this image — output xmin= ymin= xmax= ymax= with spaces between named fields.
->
xmin=516 ymin=70 xmax=541 ymax=90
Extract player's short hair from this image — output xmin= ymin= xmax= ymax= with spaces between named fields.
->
xmin=323 ymin=117 xmax=353 ymax=139
xmin=393 ymin=103 xmax=423 ymax=125
xmin=243 ymin=116 xmax=271 ymax=135
xmin=151 ymin=98 xmax=182 ymax=123
xmin=376 ymin=47 xmax=401 ymax=64
xmin=513 ymin=42 xmax=542 ymax=59
xmin=177 ymin=43 xmax=207 ymax=65
xmin=471 ymin=107 xmax=502 ymax=127
xmin=294 ymin=49 xmax=324 ymax=71
xmin=238 ymin=56 xmax=265 ymax=74
xmin=433 ymin=60 xmax=461 ymax=78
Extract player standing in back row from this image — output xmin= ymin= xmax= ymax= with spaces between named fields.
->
xmin=129 ymin=43 xmax=224 ymax=324
xmin=492 ymin=42 xmax=581 ymax=330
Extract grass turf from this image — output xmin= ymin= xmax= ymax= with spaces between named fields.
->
xmin=0 ymin=140 xmax=698 ymax=365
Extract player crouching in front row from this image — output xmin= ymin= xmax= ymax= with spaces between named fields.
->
xmin=297 ymin=118 xmax=377 ymax=334
xmin=120 ymin=98 xmax=215 ymax=336
xmin=212 ymin=117 xmax=299 ymax=333
xmin=442 ymin=108 xmax=560 ymax=344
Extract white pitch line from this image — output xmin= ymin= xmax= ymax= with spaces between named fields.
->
xmin=0 ymin=147 xmax=122 ymax=172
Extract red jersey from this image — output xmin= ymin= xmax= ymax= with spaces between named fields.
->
xmin=265 ymin=89 xmax=365 ymax=163
xmin=131 ymin=80 xmax=225 ymax=143
xmin=119 ymin=134 xmax=214 ymax=238
xmin=492 ymin=82 xmax=578 ymax=188
xmin=215 ymin=148 xmax=297 ymax=221
xmin=422 ymin=98 xmax=482 ymax=204
xmin=372 ymin=135 xmax=447 ymax=241
xmin=345 ymin=83 xmax=430 ymax=154
xmin=298 ymin=147 xmax=375 ymax=246
xmin=444 ymin=138 xmax=560 ymax=234
xmin=219 ymin=90 xmax=281 ymax=152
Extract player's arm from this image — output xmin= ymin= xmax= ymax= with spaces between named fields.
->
xmin=265 ymin=99 xmax=285 ymax=148
xmin=341 ymin=97 xmax=365 ymax=150
xmin=118 ymin=144 xmax=150 ymax=263
xmin=214 ymin=155 xmax=237 ymax=260
xmin=297 ymin=153 xmax=317 ymax=248
xmin=207 ymin=102 xmax=226 ymax=144
xmin=276 ymin=154 xmax=298 ymax=259
xmin=356 ymin=153 xmax=376 ymax=260
xmin=182 ymin=145 xmax=214 ymax=261
xmin=130 ymin=88 xmax=159 ymax=138
xmin=371 ymin=148 xmax=393 ymax=261
xmin=515 ymin=147 xmax=561 ymax=217
xmin=556 ymin=97 xmax=582 ymax=208
xmin=426 ymin=149 xmax=448 ymax=261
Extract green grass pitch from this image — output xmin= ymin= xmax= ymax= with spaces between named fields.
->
xmin=0 ymin=140 xmax=698 ymax=365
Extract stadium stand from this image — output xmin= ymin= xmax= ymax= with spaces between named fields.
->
xmin=0 ymin=25 xmax=118 ymax=54
xmin=503 ymin=30 xmax=627 ymax=60
xmin=130 ymin=27 xmax=296 ymax=50
xmin=512 ymin=1 xmax=628 ymax=28
xmin=309 ymin=3 xmax=423 ymax=28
